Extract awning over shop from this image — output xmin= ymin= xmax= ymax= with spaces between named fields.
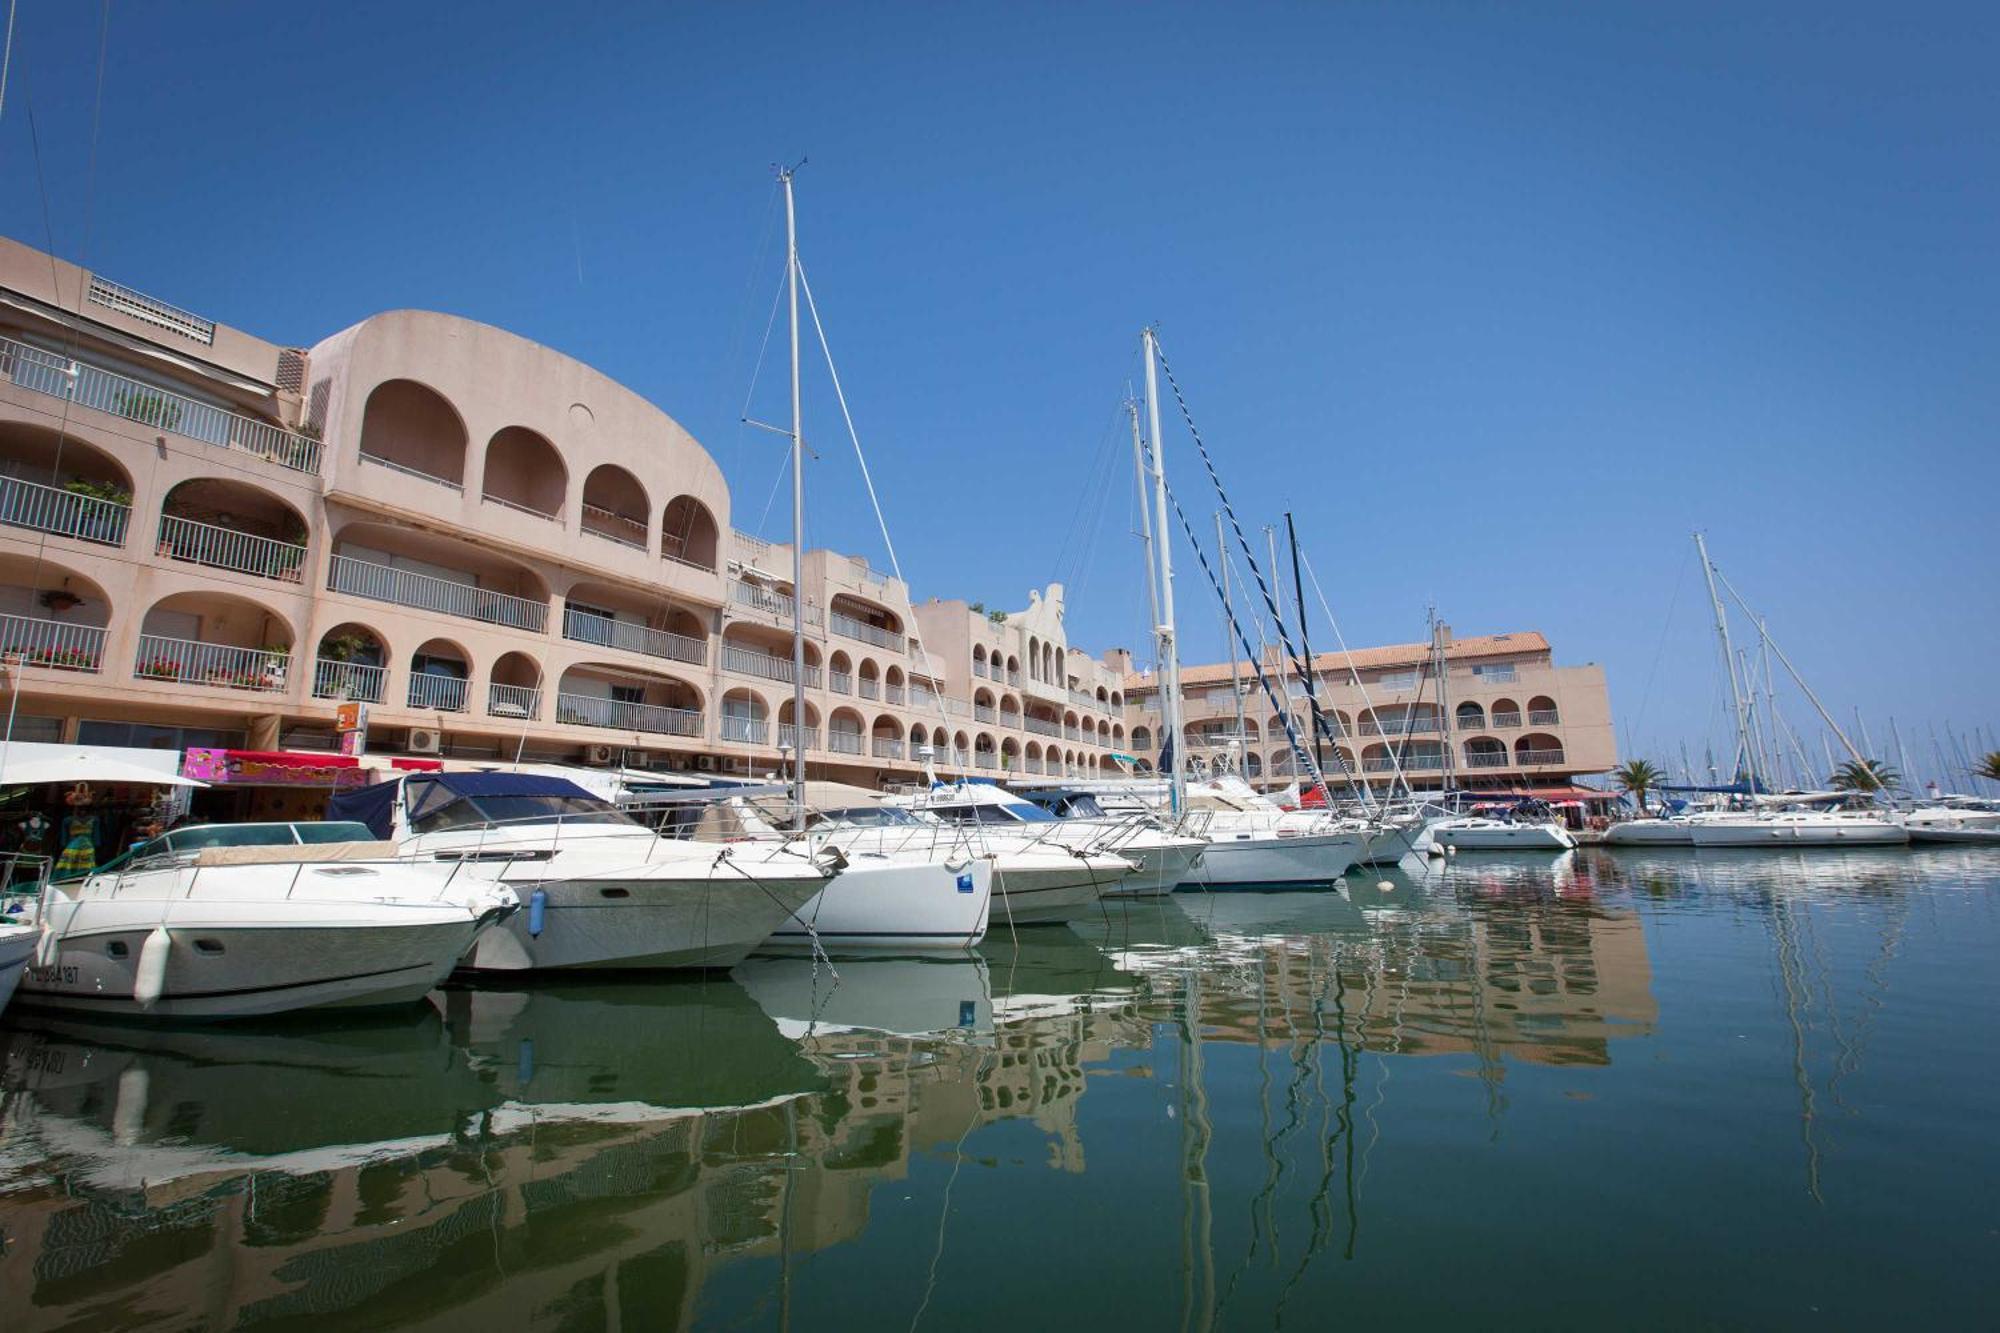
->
xmin=183 ymin=748 xmax=442 ymax=789
xmin=0 ymin=742 xmax=205 ymax=788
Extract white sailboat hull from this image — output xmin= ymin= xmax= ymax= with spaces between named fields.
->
xmin=1102 ymin=838 xmax=1206 ymax=897
xmin=1603 ymin=819 xmax=1696 ymax=846
xmin=1358 ymin=821 xmax=1423 ymax=864
xmin=1436 ymin=821 xmax=1578 ymax=851
xmin=1688 ymin=815 xmax=1907 ymax=848
xmin=760 ymin=855 xmax=992 ymax=954
xmin=1191 ymin=830 xmax=1364 ymax=888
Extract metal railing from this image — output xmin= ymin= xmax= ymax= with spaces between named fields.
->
xmin=721 ymin=714 xmax=768 ymax=745
xmin=408 ymin=673 xmax=469 ymax=712
xmin=858 ymin=678 xmax=880 ymax=701
xmin=1021 ymin=758 xmax=1042 ymax=775
xmin=943 ymin=698 xmax=970 ymax=718
xmin=778 ymin=723 xmax=819 ymax=752
xmin=580 ymin=502 xmax=648 ymax=549
xmin=732 ymin=529 xmax=772 ymax=559
xmin=555 ymin=692 xmax=701 ymax=736
xmin=908 ymin=688 xmax=937 ymax=711
xmin=1 ymin=334 xmax=321 ymax=474
xmin=885 ymin=684 xmax=905 ymax=705
xmin=872 ymin=738 xmax=904 ymax=759
xmin=480 ymin=491 xmax=561 ymax=523
xmin=488 ymin=682 xmax=541 ymax=719
xmin=311 ymin=658 xmax=384 ymax=702
xmin=1006 ymin=670 xmax=1021 ymax=687
xmin=1516 ymin=748 xmax=1566 ymax=766
xmin=1064 ymin=725 xmax=1082 ymax=742
xmin=1456 ymin=714 xmax=1488 ymax=730
xmin=561 ymin=606 xmax=706 ymax=665
xmin=723 ymin=642 xmax=822 ymax=687
xmin=1363 ymin=753 xmax=1446 ymax=773
xmin=0 ymin=613 xmax=105 ymax=672
xmin=329 ymin=554 xmax=548 ymax=632
xmin=1000 ymin=710 xmax=1021 ymax=729
xmin=828 ymin=729 xmax=864 ymax=755
xmin=828 ymin=670 xmax=853 ymax=694
xmin=974 ymin=752 xmax=997 ymax=770
xmin=829 ymin=610 xmax=904 ymax=652
xmin=87 ymin=274 xmax=216 ymax=344
xmin=973 ymin=705 xmax=995 ymax=724
xmin=1490 ymin=712 xmax=1523 ymax=729
xmin=358 ymin=450 xmax=463 ymax=492
xmin=1528 ymin=709 xmax=1561 ymax=726
xmin=0 ymin=474 xmax=130 ymax=546
xmin=1464 ymin=750 xmax=1510 ymax=769
xmin=729 ymin=578 xmax=820 ymax=623
xmin=1025 ymin=716 xmax=1061 ymax=737
xmin=1360 ymin=718 xmax=1440 ymax=737
xmin=157 ymin=514 xmax=307 ymax=582
xmin=134 ymin=635 xmax=289 ymax=693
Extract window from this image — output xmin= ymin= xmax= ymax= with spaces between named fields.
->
xmin=79 ymin=720 xmax=246 ymax=749
xmin=611 ymin=685 xmax=645 ymax=705
xmin=1376 ymin=671 xmax=1418 ymax=690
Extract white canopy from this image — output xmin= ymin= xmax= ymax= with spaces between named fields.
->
xmin=0 ymin=742 xmax=206 ymax=788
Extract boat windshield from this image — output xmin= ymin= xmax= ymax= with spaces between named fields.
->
xmin=925 ymin=802 xmax=1056 ymax=825
xmin=1030 ymin=792 xmax=1108 ymax=818
xmin=807 ymin=806 xmax=924 ymax=829
xmin=412 ymin=794 xmax=640 ymax=834
xmin=90 ymin=821 xmax=379 ymax=875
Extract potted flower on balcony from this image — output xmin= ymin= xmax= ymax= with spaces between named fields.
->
xmin=142 ymin=655 xmax=183 ymax=681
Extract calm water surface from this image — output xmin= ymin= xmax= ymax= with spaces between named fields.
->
xmin=2 ymin=848 xmax=1995 ymax=1330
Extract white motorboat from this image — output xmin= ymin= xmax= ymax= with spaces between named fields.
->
xmin=1907 ymin=823 xmax=2000 ymax=846
xmin=0 ymin=917 xmax=37 ymax=1014
xmin=1602 ymin=817 xmax=1697 ymax=846
xmin=1433 ymin=817 xmax=1579 ymax=851
xmin=332 ymin=772 xmax=835 ymax=971
xmin=1177 ymin=778 xmax=1365 ymax=887
xmin=870 ymin=786 xmax=1138 ymax=923
xmin=930 ymin=782 xmax=1208 ymax=896
xmin=1902 ymin=804 xmax=2000 ymax=834
xmin=13 ymin=821 xmax=517 ymax=1020
xmin=1685 ymin=809 xmax=1908 ymax=848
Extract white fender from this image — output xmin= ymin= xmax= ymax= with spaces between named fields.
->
xmin=134 ymin=926 xmax=172 ymax=1007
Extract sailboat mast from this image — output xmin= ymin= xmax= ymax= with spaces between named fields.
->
xmin=1217 ymin=512 xmax=1245 ymax=753
xmin=1284 ymin=512 xmax=1328 ymax=782
xmin=1143 ymin=328 xmax=1184 ymax=812
xmin=1128 ymin=399 xmax=1162 ymax=633
xmin=1695 ymin=532 xmax=1757 ymax=794
xmin=782 ymin=169 xmax=807 ymax=829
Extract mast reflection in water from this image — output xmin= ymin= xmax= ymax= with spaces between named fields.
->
xmin=3 ymin=848 xmax=1995 ymax=1329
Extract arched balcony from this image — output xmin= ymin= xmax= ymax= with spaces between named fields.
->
xmin=1023 ymin=739 xmax=1044 ymax=774
xmin=660 ymin=495 xmax=719 ymax=571
xmin=481 ymin=426 xmax=565 ymax=521
xmin=828 ymin=594 xmax=903 ymax=653
xmin=407 ymin=638 xmax=472 ymax=713
xmin=827 ymin=706 xmax=867 ymax=756
xmin=1360 ymin=743 xmax=1393 ymax=774
xmin=1000 ymin=736 xmax=1021 ymax=772
xmin=1132 ymin=725 xmax=1153 ymax=753
xmin=1005 ymin=655 xmax=1021 ymax=687
xmin=580 ymin=465 xmax=650 ymax=550
xmin=870 ymin=714 xmax=904 ymax=760
xmin=1528 ymin=696 xmax=1561 ymax=726
xmin=973 ymin=687 xmax=996 ymax=725
xmin=487 ymin=651 xmax=543 ymax=720
xmin=1027 ymin=637 xmax=1040 ymax=682
xmin=135 ymin=592 xmax=293 ymax=694
xmin=1515 ymin=733 xmax=1566 ymax=767
xmin=0 ymin=555 xmax=111 ymax=673
xmin=884 ymin=664 xmax=907 ymax=706
xmin=0 ymin=422 xmax=133 ymax=548
xmin=1244 ymin=751 xmax=1263 ymax=779
xmin=828 ymin=650 xmax=854 ymax=695
xmin=857 ymin=658 xmax=881 ymax=702
xmin=562 ymin=585 xmax=708 ymax=667
xmin=311 ymin=622 xmax=389 ymax=703
xmin=558 ymin=665 xmax=703 ymax=738
xmin=973 ymin=732 xmax=998 ymax=771
xmin=722 ymin=689 xmax=771 ymax=746
xmin=156 ymin=478 xmax=309 ymax=584
xmin=1269 ymin=749 xmax=1294 ymax=777
xmin=1456 ymin=702 xmax=1487 ymax=731
xmin=1463 ymin=736 xmax=1508 ymax=770
xmin=722 ymin=623 xmax=821 ymax=688
xmin=778 ymin=698 xmax=822 ymax=753
xmin=999 ymin=695 xmax=1021 ymax=729
xmin=358 ymin=379 xmax=467 ymax=490
xmin=1489 ymin=697 xmax=1523 ymax=729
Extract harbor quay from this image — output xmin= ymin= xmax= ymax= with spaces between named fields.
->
xmin=0 ymin=232 xmax=1615 ymax=823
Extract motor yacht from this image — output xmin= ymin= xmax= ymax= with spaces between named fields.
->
xmin=939 ymin=782 xmax=1207 ymax=896
xmin=13 ymin=821 xmax=517 ymax=1020
xmin=1176 ymin=777 xmax=1366 ymax=887
xmin=331 ymin=772 xmax=835 ymax=971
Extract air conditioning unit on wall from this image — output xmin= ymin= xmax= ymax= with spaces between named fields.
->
xmin=585 ymin=743 xmax=616 ymax=766
xmin=408 ymin=728 xmax=442 ymax=755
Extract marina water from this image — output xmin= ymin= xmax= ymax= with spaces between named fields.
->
xmin=2 ymin=847 xmax=1993 ymax=1329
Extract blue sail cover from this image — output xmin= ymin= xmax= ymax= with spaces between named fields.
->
xmin=328 ymin=772 xmax=596 ymax=838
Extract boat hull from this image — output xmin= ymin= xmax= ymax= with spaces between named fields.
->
xmin=1357 ymin=822 xmax=1422 ymax=865
xmin=0 ymin=923 xmax=36 ymax=1015
xmin=1603 ymin=820 xmax=1695 ymax=846
xmin=1909 ymin=826 xmax=2000 ymax=846
xmin=1187 ymin=831 xmax=1364 ymax=889
xmin=1102 ymin=839 xmax=1206 ymax=897
xmin=987 ymin=855 xmax=1119 ymax=925
xmin=1687 ymin=818 xmax=1907 ymax=848
xmin=1436 ymin=822 xmax=1578 ymax=851
xmin=760 ymin=856 xmax=992 ymax=954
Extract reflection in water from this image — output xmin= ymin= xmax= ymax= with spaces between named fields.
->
xmin=1 ymin=850 xmax=1989 ymax=1329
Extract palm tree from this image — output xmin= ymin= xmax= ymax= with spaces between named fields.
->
xmin=1614 ymin=758 xmax=1665 ymax=812
xmin=1980 ymin=752 xmax=2000 ymax=784
xmin=1830 ymin=757 xmax=1899 ymax=792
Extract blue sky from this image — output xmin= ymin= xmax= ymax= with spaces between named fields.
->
xmin=2 ymin=2 xmax=1993 ymax=777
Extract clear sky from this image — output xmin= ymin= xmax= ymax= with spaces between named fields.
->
xmin=2 ymin=2 xmax=1993 ymax=780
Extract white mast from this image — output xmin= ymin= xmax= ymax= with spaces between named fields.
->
xmin=1127 ymin=398 xmax=1162 ymax=633
xmin=1218 ymin=512 xmax=1245 ymax=752
xmin=782 ymin=168 xmax=807 ymax=830
xmin=1695 ymin=532 xmax=1757 ymax=794
xmin=1143 ymin=327 xmax=1184 ymax=812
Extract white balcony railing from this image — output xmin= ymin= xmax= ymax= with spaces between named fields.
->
xmin=858 ymin=679 xmax=880 ymax=701
xmin=1024 ymin=716 xmax=1061 ymax=738
xmin=1006 ymin=670 xmax=1021 ymax=688
xmin=944 ymin=698 xmax=971 ymax=718
xmin=885 ymin=684 xmax=906 ymax=705
xmin=1464 ymin=750 xmax=1510 ymax=769
xmin=87 ymin=274 xmax=216 ymax=345
xmin=1490 ymin=713 xmax=1523 ymax=729
xmin=556 ymin=692 xmax=701 ymax=737
xmin=157 ymin=514 xmax=307 ymax=583
xmin=135 ymin=635 xmax=289 ymax=693
xmin=561 ymin=606 xmax=706 ymax=665
xmin=973 ymin=705 xmax=996 ymax=724
xmin=1528 ymin=710 xmax=1561 ymax=726
xmin=829 ymin=610 xmax=904 ymax=653
xmin=723 ymin=643 xmax=822 ymax=688
xmin=408 ymin=673 xmax=469 ymax=712
xmin=1 ymin=334 xmax=321 ymax=474
xmin=1064 ymin=725 xmax=1082 ymax=742
xmin=1457 ymin=715 xmax=1488 ymax=731
xmin=358 ymin=450 xmax=462 ymax=491
xmin=974 ymin=752 xmax=997 ymax=770
xmin=729 ymin=578 xmax=821 ymax=624
xmin=721 ymin=714 xmax=768 ymax=745
xmin=580 ymin=503 xmax=648 ymax=549
xmin=329 ymin=554 xmax=547 ymax=633
xmin=732 ymin=528 xmax=772 ymax=559
xmin=0 ymin=474 xmax=130 ymax=547
xmin=311 ymin=658 xmax=385 ymax=703
xmin=909 ymin=688 xmax=937 ymax=711
xmin=829 ymin=671 xmax=852 ymax=694
xmin=488 ymin=683 xmax=541 ymax=719
xmin=828 ymin=729 xmax=864 ymax=755
xmin=1000 ymin=711 xmax=1021 ymax=729
xmin=0 ymin=613 xmax=105 ymax=672
xmin=1360 ymin=718 xmax=1440 ymax=737
xmin=480 ymin=491 xmax=562 ymax=523
xmin=872 ymin=738 xmax=904 ymax=759
xmin=778 ymin=724 xmax=819 ymax=752
xmin=1516 ymin=748 xmax=1566 ymax=766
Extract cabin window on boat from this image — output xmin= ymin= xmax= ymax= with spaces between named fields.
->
xmin=927 ymin=803 xmax=1055 ymax=824
xmin=805 ymin=806 xmax=923 ymax=829
xmin=409 ymin=794 xmax=639 ymax=833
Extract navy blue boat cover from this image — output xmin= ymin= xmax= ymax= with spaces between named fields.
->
xmin=328 ymin=772 xmax=595 ymax=838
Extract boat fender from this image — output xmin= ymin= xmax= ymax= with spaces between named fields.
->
xmin=1376 ymin=881 xmax=1394 ymax=892
xmin=527 ymin=887 xmax=548 ymax=938
xmin=134 ymin=926 xmax=172 ymax=1008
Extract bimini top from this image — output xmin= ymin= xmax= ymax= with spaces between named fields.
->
xmin=330 ymin=772 xmax=612 ymax=838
